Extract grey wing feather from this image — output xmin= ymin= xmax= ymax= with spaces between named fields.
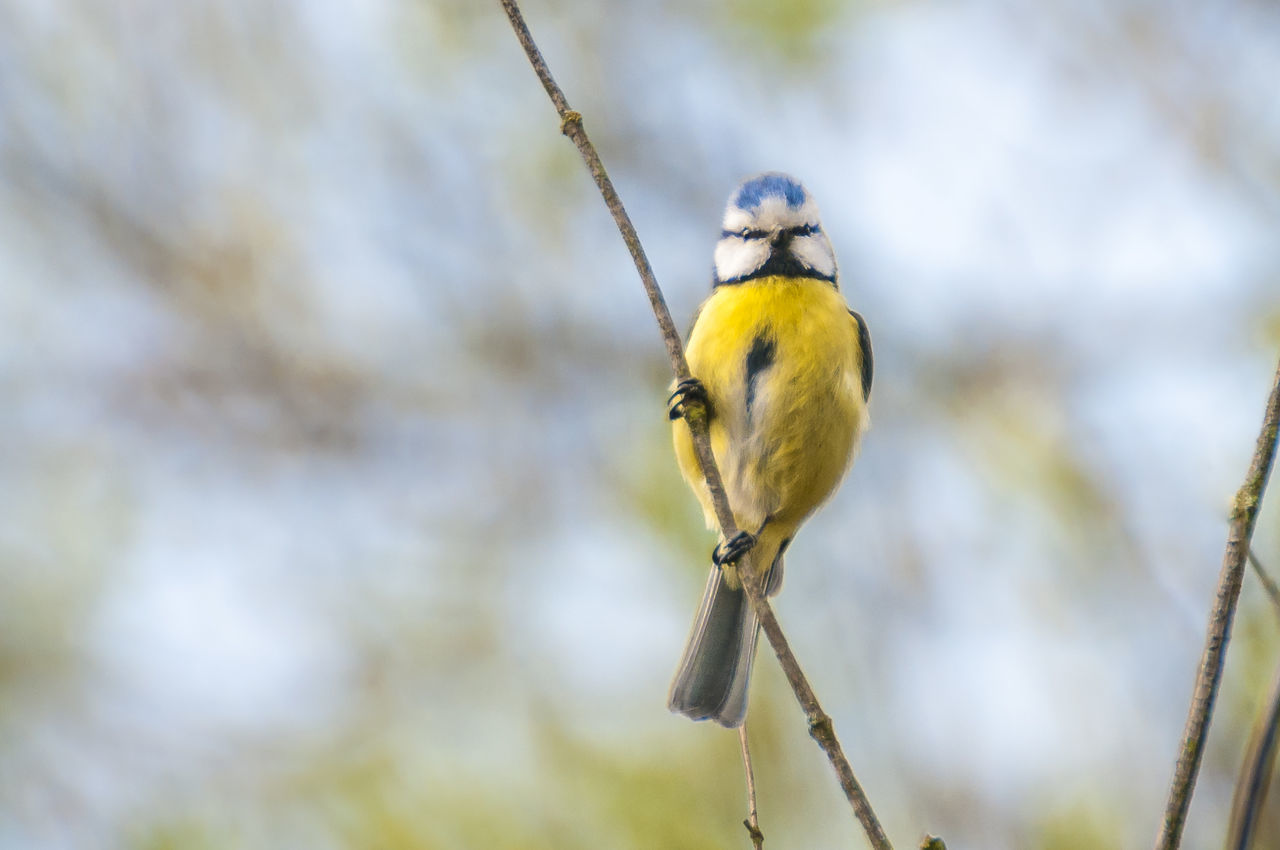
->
xmin=849 ymin=309 xmax=873 ymax=402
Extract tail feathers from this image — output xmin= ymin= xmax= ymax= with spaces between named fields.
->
xmin=668 ymin=567 xmax=760 ymax=728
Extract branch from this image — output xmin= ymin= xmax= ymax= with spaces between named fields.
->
xmin=1224 ymin=550 xmax=1280 ymax=850
xmin=495 ymin=0 xmax=734 ymax=537
xmin=739 ymin=725 xmax=764 ymax=849
xmin=1247 ymin=549 xmax=1280 ymax=619
xmin=738 ymin=564 xmax=891 ymax=847
xmin=1155 ymin=355 xmax=1280 ymax=850
xmin=1225 ymin=640 xmax=1280 ymax=849
xmin=1226 ymin=668 xmax=1280 ymax=850
xmin=496 ymin=2 xmax=893 ymax=848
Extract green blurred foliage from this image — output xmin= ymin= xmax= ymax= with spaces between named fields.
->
xmin=1033 ymin=796 xmax=1124 ymax=850
xmin=704 ymin=0 xmax=851 ymax=64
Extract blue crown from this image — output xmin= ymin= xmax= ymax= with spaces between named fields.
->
xmin=733 ymin=174 xmax=808 ymax=211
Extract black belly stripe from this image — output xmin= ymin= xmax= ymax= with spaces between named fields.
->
xmin=744 ymin=334 xmax=775 ymax=421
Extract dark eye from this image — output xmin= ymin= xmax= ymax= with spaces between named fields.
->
xmin=722 ymin=228 xmax=769 ymax=240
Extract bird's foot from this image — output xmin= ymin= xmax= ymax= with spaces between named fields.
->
xmin=668 ymin=378 xmax=709 ymax=421
xmin=712 ymin=530 xmax=757 ymax=567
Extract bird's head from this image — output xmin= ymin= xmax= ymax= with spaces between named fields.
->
xmin=713 ymin=173 xmax=837 ymax=286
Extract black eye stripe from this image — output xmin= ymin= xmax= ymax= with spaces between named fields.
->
xmin=719 ymin=224 xmax=821 ymax=240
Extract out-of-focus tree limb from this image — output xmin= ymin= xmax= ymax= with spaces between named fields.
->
xmin=1224 ymin=639 xmax=1280 ymax=848
xmin=496 ymin=1 xmax=896 ymax=847
xmin=1223 ymin=550 xmax=1280 ymax=850
xmin=1155 ymin=355 xmax=1280 ymax=850
xmin=1247 ymin=550 xmax=1280 ymax=619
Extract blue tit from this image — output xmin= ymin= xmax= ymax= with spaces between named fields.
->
xmin=668 ymin=173 xmax=872 ymax=728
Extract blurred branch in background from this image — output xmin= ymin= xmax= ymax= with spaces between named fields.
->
xmin=497 ymin=1 xmax=896 ymax=847
xmin=1156 ymin=355 xmax=1280 ymax=850
xmin=1225 ymin=550 xmax=1280 ymax=850
xmin=1247 ymin=550 xmax=1280 ymax=618
xmin=739 ymin=725 xmax=763 ymax=849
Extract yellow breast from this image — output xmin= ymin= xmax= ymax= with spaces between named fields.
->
xmin=672 ymin=276 xmax=868 ymax=536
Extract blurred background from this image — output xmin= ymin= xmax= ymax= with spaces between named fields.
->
xmin=2 ymin=1 xmax=1280 ymax=848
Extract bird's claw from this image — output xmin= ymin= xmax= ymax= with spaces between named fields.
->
xmin=668 ymin=377 xmax=709 ymax=421
xmin=712 ymin=530 xmax=757 ymax=567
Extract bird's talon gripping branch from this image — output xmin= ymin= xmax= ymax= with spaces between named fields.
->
xmin=713 ymin=530 xmax=757 ymax=567
xmin=668 ymin=377 xmax=709 ymax=421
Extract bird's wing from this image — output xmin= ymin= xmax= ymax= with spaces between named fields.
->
xmin=849 ymin=310 xmax=873 ymax=402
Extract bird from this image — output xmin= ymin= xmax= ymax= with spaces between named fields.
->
xmin=667 ymin=173 xmax=872 ymax=728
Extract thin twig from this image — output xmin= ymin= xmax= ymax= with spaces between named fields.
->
xmin=739 ymin=724 xmax=764 ymax=849
xmin=1247 ymin=549 xmax=1280 ymax=619
xmin=1155 ymin=355 xmax=1280 ymax=850
xmin=496 ymin=2 xmax=893 ymax=848
xmin=495 ymin=0 xmax=734 ymax=537
xmin=738 ymin=564 xmax=891 ymax=846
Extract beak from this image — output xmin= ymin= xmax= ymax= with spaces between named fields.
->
xmin=770 ymin=230 xmax=792 ymax=251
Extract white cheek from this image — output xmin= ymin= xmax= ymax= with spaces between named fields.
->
xmin=790 ymin=235 xmax=836 ymax=279
xmin=714 ymin=238 xmax=770 ymax=282
xmin=722 ymin=207 xmax=754 ymax=231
